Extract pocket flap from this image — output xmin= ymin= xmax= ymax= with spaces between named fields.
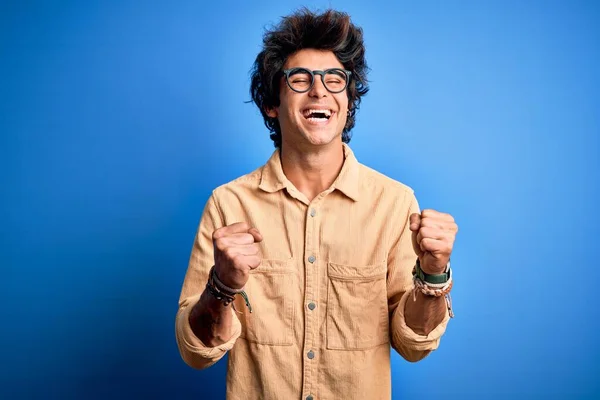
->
xmin=327 ymin=261 xmax=387 ymax=280
xmin=250 ymin=258 xmax=294 ymax=274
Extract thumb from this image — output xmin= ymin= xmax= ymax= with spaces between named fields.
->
xmin=409 ymin=213 xmax=421 ymax=232
xmin=248 ymin=227 xmax=263 ymax=243
xmin=409 ymin=213 xmax=423 ymax=257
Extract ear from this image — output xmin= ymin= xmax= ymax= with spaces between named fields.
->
xmin=265 ymin=107 xmax=278 ymax=118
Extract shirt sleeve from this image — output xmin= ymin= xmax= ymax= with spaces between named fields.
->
xmin=387 ymin=189 xmax=450 ymax=362
xmin=174 ymin=191 xmax=242 ymax=369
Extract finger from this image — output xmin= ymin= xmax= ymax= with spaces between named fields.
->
xmin=417 ymin=227 xmax=447 ymax=243
xmin=420 ymin=218 xmax=446 ymax=230
xmin=246 ymin=254 xmax=262 ymax=270
xmin=418 ymin=232 xmax=455 ymax=253
xmin=212 ymin=222 xmax=251 ymax=240
xmin=221 ymin=233 xmax=256 ymax=245
xmin=248 ymin=227 xmax=263 ymax=243
xmin=420 ymin=237 xmax=452 ymax=254
xmin=214 ymin=233 xmax=255 ymax=253
xmin=227 ymin=245 xmax=262 ymax=257
xmin=410 ymin=214 xmax=423 ymax=257
xmin=421 ymin=209 xmax=455 ymax=222
xmin=409 ymin=213 xmax=421 ymax=231
xmin=420 ymin=218 xmax=458 ymax=232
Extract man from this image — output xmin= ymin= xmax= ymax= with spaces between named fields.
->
xmin=175 ymin=8 xmax=458 ymax=400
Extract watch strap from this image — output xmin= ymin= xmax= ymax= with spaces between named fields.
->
xmin=414 ymin=258 xmax=451 ymax=284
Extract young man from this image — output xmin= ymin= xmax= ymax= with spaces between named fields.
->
xmin=175 ymin=9 xmax=458 ymax=400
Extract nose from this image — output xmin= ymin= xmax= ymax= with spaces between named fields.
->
xmin=308 ymin=75 xmax=327 ymax=98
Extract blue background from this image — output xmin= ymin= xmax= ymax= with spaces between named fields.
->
xmin=2 ymin=0 xmax=599 ymax=398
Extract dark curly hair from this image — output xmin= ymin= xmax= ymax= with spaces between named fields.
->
xmin=250 ymin=8 xmax=369 ymax=148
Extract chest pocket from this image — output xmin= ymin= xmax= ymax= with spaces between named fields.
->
xmin=326 ymin=261 xmax=390 ymax=350
xmin=237 ymin=258 xmax=295 ymax=346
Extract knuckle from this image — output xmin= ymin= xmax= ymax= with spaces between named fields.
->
xmin=238 ymin=222 xmax=250 ymax=230
xmin=215 ymin=238 xmax=226 ymax=252
xmin=422 ymin=209 xmax=434 ymax=217
xmin=223 ymin=247 xmax=236 ymax=259
xmin=427 ymin=226 xmax=441 ymax=238
xmin=232 ymin=253 xmax=246 ymax=267
xmin=230 ymin=253 xmax=241 ymax=267
xmin=250 ymin=256 xmax=261 ymax=268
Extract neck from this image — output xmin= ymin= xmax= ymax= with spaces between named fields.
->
xmin=279 ymin=139 xmax=345 ymax=202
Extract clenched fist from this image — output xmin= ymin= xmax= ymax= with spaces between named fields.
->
xmin=212 ymin=222 xmax=263 ymax=289
xmin=410 ymin=209 xmax=458 ymax=275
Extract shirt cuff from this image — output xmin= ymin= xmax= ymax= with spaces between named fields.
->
xmin=391 ymin=289 xmax=451 ymax=352
xmin=175 ymin=294 xmax=242 ymax=369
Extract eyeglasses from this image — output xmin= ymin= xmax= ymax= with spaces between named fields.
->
xmin=282 ymin=67 xmax=352 ymax=94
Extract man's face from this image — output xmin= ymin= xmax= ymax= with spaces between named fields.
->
xmin=267 ymin=49 xmax=349 ymax=148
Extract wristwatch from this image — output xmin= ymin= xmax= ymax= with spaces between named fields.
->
xmin=413 ymin=258 xmax=451 ymax=284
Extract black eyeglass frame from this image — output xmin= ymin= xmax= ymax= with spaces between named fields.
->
xmin=282 ymin=67 xmax=352 ymax=94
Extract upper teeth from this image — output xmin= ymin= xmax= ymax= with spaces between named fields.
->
xmin=305 ymin=109 xmax=331 ymax=117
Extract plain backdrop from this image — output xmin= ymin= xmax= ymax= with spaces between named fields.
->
xmin=1 ymin=0 xmax=599 ymax=398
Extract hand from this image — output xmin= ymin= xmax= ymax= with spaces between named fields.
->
xmin=409 ymin=209 xmax=458 ymax=274
xmin=212 ymin=222 xmax=263 ymax=289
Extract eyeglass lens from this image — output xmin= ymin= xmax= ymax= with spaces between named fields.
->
xmin=287 ymin=69 xmax=348 ymax=93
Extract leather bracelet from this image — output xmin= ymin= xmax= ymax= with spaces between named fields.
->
xmin=205 ymin=280 xmax=235 ymax=306
xmin=207 ymin=266 xmax=253 ymax=313
xmin=211 ymin=267 xmax=245 ymax=295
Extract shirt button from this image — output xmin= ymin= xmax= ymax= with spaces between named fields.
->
xmin=308 ymin=302 xmax=316 ymax=310
xmin=306 ymin=396 xmax=314 ymax=400
xmin=307 ymin=350 xmax=315 ymax=359
xmin=310 ymin=208 xmax=316 ymax=217
xmin=308 ymin=255 xmax=316 ymax=263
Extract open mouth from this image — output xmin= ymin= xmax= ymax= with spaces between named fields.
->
xmin=302 ymin=108 xmax=334 ymax=123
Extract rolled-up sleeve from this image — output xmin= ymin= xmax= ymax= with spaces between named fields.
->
xmin=390 ymin=290 xmax=450 ymax=361
xmin=175 ymin=191 xmax=240 ymax=369
xmin=387 ymin=189 xmax=450 ymax=362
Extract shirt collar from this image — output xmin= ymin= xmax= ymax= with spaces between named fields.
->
xmin=258 ymin=143 xmax=360 ymax=202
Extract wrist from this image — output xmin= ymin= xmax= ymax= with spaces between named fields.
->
xmin=201 ymin=288 xmax=232 ymax=314
xmin=190 ymin=292 xmax=233 ymax=347
xmin=418 ymin=259 xmax=449 ymax=275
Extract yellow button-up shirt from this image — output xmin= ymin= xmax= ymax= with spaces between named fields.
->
xmin=176 ymin=143 xmax=450 ymax=400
